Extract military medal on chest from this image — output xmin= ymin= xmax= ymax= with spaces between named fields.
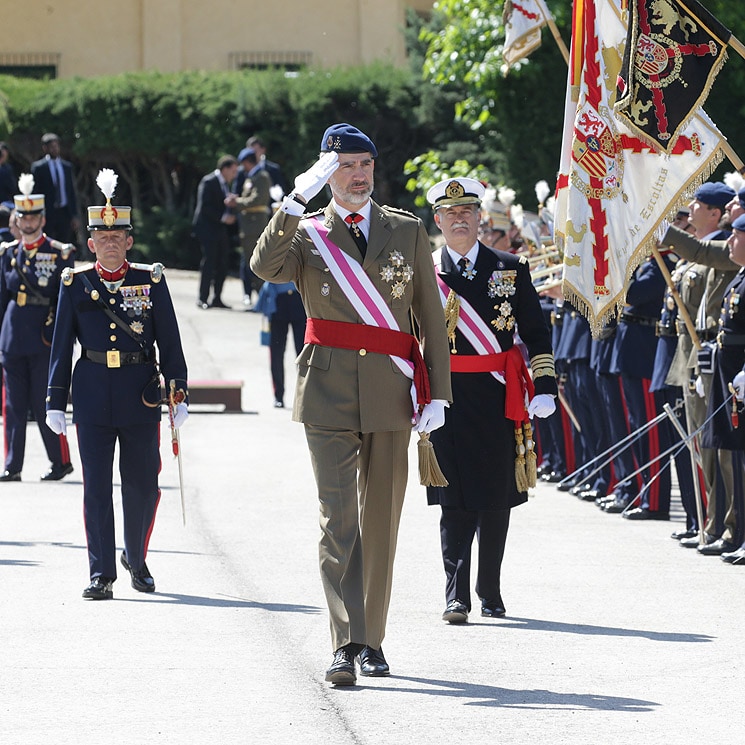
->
xmin=380 ymin=250 xmax=413 ymax=299
xmin=491 ymin=300 xmax=515 ymax=331
xmin=728 ymin=291 xmax=740 ymax=319
xmin=487 ymin=269 xmax=517 ymax=299
xmin=119 ymin=284 xmax=152 ymax=318
xmin=33 ymin=252 xmax=57 ymax=287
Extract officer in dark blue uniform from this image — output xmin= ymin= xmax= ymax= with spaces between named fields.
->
xmin=0 ymin=174 xmax=74 ymax=481
xmin=606 ymin=252 xmax=676 ymax=518
xmin=46 ymin=169 xmax=188 ymax=600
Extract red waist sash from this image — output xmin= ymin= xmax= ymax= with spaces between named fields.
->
xmin=304 ymin=317 xmax=431 ymax=406
xmin=449 ymin=346 xmax=533 ymax=423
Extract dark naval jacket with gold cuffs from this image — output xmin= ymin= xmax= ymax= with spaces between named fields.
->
xmin=47 ymin=262 xmax=188 ymax=426
xmin=0 ymin=235 xmax=74 ymax=356
xmin=428 ymin=243 xmax=557 ymax=511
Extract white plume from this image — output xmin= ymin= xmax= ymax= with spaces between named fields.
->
xmin=482 ymin=187 xmax=499 ymax=212
xmin=723 ymin=171 xmax=745 ymax=193
xmin=511 ymin=203 xmax=524 ymax=228
xmin=18 ymin=173 xmax=34 ymax=196
xmin=96 ymin=168 xmax=118 ymax=200
xmin=497 ymin=186 xmax=516 ymax=207
xmin=534 ymin=179 xmax=551 ymax=206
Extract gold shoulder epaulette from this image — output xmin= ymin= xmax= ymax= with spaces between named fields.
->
xmin=0 ymin=239 xmax=19 ymax=257
xmin=129 ymin=261 xmax=164 ymax=283
xmin=383 ymin=205 xmax=418 ymax=220
xmin=49 ymin=238 xmax=76 ymax=261
xmin=62 ymin=262 xmax=95 ymax=286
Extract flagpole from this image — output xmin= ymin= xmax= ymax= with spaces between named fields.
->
xmin=729 ymin=35 xmax=745 ymax=63
xmin=650 ymin=246 xmax=701 ymax=351
xmin=721 ymin=139 xmax=745 ymax=175
xmin=547 ymin=18 xmax=570 ymax=65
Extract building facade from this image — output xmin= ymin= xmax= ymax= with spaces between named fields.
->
xmin=1 ymin=0 xmax=434 ymax=79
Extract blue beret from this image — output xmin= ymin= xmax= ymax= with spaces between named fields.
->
xmin=738 ymin=187 xmax=745 ymax=209
xmin=732 ymin=214 xmax=745 ymax=231
xmin=320 ymin=123 xmax=377 ymax=157
xmin=694 ymin=181 xmax=735 ymax=208
xmin=237 ymin=147 xmax=256 ymax=162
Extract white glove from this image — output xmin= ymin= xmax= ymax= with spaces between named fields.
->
xmin=733 ymin=370 xmax=745 ymax=402
xmin=292 ymin=152 xmax=339 ymax=202
xmin=527 ymin=394 xmax=556 ymax=419
xmin=414 ymin=399 xmax=447 ymax=434
xmin=46 ymin=410 xmax=67 ymax=436
xmin=172 ymin=402 xmax=189 ymax=429
xmin=694 ymin=376 xmax=706 ymax=398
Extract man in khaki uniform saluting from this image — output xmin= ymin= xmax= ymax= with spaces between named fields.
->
xmin=252 ymin=123 xmax=451 ymax=686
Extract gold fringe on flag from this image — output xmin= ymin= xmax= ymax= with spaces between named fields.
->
xmin=418 ymin=432 xmax=449 ymax=487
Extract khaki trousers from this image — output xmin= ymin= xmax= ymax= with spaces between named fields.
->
xmin=305 ymin=425 xmax=410 ymax=652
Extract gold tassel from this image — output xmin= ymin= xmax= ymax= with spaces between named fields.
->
xmin=418 ymin=432 xmax=449 ymax=487
xmin=523 ymin=420 xmax=537 ymax=488
xmin=444 ymin=290 xmax=460 ymax=354
xmin=514 ymin=424 xmax=528 ymax=493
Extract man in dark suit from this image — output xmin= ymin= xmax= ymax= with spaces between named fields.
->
xmin=241 ymin=135 xmax=288 ymax=199
xmin=424 ymin=177 xmax=557 ymax=626
xmin=30 ymin=133 xmax=80 ymax=245
xmin=252 ymin=123 xmax=452 ymax=686
xmin=46 ymin=169 xmax=188 ymax=600
xmin=192 ymin=155 xmax=238 ymax=309
xmin=0 ymin=142 xmax=16 ymax=204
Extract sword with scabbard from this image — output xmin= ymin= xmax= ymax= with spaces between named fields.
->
xmin=168 ymin=379 xmax=186 ymax=526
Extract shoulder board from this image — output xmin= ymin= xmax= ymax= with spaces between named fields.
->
xmin=62 ymin=262 xmax=95 ymax=286
xmin=300 ymin=209 xmax=324 ymax=220
xmin=382 ymin=206 xmax=419 ymax=220
xmin=129 ymin=261 xmax=164 ymax=282
xmin=48 ymin=238 xmax=76 ymax=260
xmin=0 ymin=239 xmax=19 ymax=256
xmin=518 ymin=255 xmax=528 ymax=265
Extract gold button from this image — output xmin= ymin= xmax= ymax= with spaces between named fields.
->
xmin=109 ymin=298 xmax=116 ymax=304
xmin=359 ymin=349 xmax=367 ymax=356
xmin=25 ymin=260 xmax=30 ymax=266
xmin=110 ymin=335 xmax=116 ymax=342
xmin=110 ymin=323 xmax=116 ymax=330
xmin=20 ymin=284 xmax=25 ymax=291
xmin=278 ymin=230 xmax=284 ymax=236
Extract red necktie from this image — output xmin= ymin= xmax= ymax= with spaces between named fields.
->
xmin=344 ymin=213 xmax=367 ymax=257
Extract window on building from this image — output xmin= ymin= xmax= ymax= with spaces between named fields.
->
xmin=0 ymin=53 xmax=61 ymax=79
xmin=228 ymin=51 xmax=312 ymax=73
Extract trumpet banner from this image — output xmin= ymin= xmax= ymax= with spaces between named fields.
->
xmin=615 ymin=0 xmax=730 ymax=154
xmin=554 ymin=0 xmax=724 ymax=333
xmin=503 ymin=0 xmax=553 ymax=69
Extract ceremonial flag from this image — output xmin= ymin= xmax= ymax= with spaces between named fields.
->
xmin=554 ymin=0 xmax=725 ymax=332
xmin=615 ymin=0 xmax=731 ymax=153
xmin=502 ymin=0 xmax=554 ymax=70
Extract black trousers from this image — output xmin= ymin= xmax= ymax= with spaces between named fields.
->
xmin=440 ymin=506 xmax=510 ymax=611
xmin=197 ymin=226 xmax=231 ymax=303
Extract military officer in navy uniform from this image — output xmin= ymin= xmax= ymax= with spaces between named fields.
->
xmin=46 ymin=169 xmax=188 ymax=601
xmin=425 ymin=177 xmax=557 ymax=624
xmin=0 ymin=174 xmax=74 ymax=482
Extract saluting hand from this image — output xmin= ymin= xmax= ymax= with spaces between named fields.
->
xmin=292 ymin=152 xmax=339 ymax=204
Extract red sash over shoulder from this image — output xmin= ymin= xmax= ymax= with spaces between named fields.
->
xmin=305 ymin=318 xmax=432 ymax=406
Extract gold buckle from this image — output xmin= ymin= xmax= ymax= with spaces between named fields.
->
xmin=16 ymin=291 xmax=26 ymax=307
xmin=106 ymin=350 xmax=121 ymax=368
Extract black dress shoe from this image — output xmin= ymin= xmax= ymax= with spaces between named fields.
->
xmin=196 ymin=300 xmax=210 ymax=310
xmin=671 ymin=528 xmax=697 ymax=540
xmin=357 ymin=646 xmax=390 ymax=676
xmin=273 ymin=400 xmax=284 ymax=408
xmin=604 ymin=497 xmax=632 ymax=514
xmin=556 ymin=478 xmax=577 ymax=492
xmin=325 ymin=645 xmax=357 ymax=685
xmin=578 ymin=488 xmax=604 ymax=502
xmin=680 ymin=534 xmax=709 ymax=549
xmin=209 ymin=298 xmax=230 ymax=309
xmin=540 ymin=471 xmax=565 ymax=483
xmin=120 ymin=551 xmax=156 ymax=592
xmin=481 ymin=601 xmax=506 ymax=618
xmin=697 ymin=538 xmax=736 ymax=556
xmin=722 ymin=548 xmax=745 ymax=565
xmin=623 ymin=507 xmax=669 ymax=521
xmin=41 ymin=462 xmax=74 ymax=481
xmin=442 ymin=599 xmax=469 ymax=624
xmin=0 ymin=470 xmax=21 ymax=482
xmin=82 ymin=577 xmax=114 ymax=600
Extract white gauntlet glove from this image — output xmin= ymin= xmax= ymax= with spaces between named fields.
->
xmin=733 ymin=370 xmax=745 ymax=402
xmin=527 ymin=394 xmax=556 ymax=419
xmin=173 ymin=402 xmax=189 ymax=429
xmin=694 ymin=376 xmax=706 ymax=398
xmin=46 ymin=410 xmax=67 ymax=436
xmin=414 ymin=399 xmax=447 ymax=434
xmin=292 ymin=152 xmax=339 ymax=203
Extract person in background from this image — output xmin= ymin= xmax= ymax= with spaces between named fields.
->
xmin=0 ymin=142 xmax=16 ymax=204
xmin=254 ymin=280 xmax=306 ymax=408
xmin=0 ymin=174 xmax=74 ymax=482
xmin=46 ymin=169 xmax=188 ymax=601
xmin=30 ymin=133 xmax=80 ymax=245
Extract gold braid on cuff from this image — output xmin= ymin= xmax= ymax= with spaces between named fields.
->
xmin=530 ymin=353 xmax=555 ymax=379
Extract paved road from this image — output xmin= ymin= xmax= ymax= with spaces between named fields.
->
xmin=2 ymin=270 xmax=745 ymax=743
